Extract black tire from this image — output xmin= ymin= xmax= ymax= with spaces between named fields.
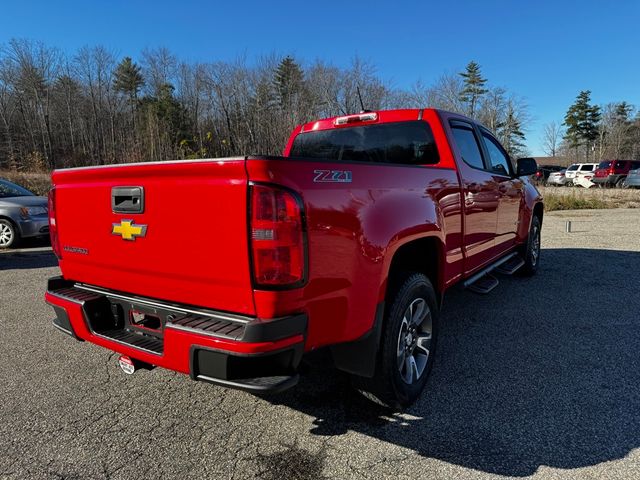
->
xmin=616 ymin=177 xmax=627 ymax=188
xmin=520 ymin=215 xmax=541 ymax=276
xmin=352 ymin=273 xmax=439 ymax=409
xmin=0 ymin=219 xmax=19 ymax=249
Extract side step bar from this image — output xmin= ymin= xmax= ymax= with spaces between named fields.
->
xmin=464 ymin=251 xmax=523 ymax=294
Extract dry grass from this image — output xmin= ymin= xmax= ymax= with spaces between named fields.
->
xmin=539 ymin=185 xmax=640 ymax=211
xmin=0 ymin=170 xmax=51 ymax=196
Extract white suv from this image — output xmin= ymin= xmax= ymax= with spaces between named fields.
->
xmin=574 ymin=163 xmax=598 ymax=188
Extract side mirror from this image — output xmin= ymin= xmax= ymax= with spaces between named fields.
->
xmin=516 ymin=157 xmax=538 ymax=177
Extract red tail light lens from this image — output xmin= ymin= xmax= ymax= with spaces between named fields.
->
xmin=48 ymin=187 xmax=62 ymax=259
xmin=250 ymin=184 xmax=306 ymax=288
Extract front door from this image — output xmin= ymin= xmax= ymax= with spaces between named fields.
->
xmin=448 ymin=120 xmax=500 ymax=275
xmin=479 ymin=128 xmax=524 ymax=253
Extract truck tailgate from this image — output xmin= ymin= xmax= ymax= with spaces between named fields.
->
xmin=52 ymin=159 xmax=255 ymax=315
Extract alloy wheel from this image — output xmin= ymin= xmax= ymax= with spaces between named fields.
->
xmin=0 ymin=222 xmax=14 ymax=247
xmin=396 ymin=298 xmax=432 ymax=385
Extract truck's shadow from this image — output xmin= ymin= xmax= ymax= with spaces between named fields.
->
xmin=0 ymin=250 xmax=58 ymax=270
xmin=269 ymin=248 xmax=640 ymax=476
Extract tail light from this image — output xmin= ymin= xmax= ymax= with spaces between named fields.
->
xmin=249 ymin=184 xmax=306 ymax=288
xmin=48 ymin=188 xmax=62 ymax=259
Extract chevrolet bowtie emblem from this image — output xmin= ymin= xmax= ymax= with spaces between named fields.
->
xmin=112 ymin=219 xmax=147 ymax=241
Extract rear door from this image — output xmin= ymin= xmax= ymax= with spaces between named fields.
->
xmin=52 ymin=158 xmax=256 ymax=315
xmin=448 ymin=119 xmax=499 ymax=274
xmin=478 ymin=128 xmax=524 ymax=253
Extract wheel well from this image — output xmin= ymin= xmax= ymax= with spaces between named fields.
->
xmin=0 ymin=215 xmax=20 ymax=241
xmin=533 ymin=202 xmax=544 ymax=225
xmin=0 ymin=215 xmax=18 ymax=228
xmin=387 ymin=237 xmax=441 ymax=302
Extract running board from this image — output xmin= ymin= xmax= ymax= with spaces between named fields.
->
xmin=463 ymin=252 xmax=521 ymax=294
xmin=467 ymin=274 xmax=499 ymax=294
xmin=495 ymin=256 xmax=525 ymax=275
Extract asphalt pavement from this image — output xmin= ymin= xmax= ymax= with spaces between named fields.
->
xmin=1 ymin=209 xmax=640 ymax=479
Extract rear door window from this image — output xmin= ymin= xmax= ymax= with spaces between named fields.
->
xmin=450 ymin=123 xmax=486 ymax=170
xmin=289 ymin=121 xmax=439 ymax=165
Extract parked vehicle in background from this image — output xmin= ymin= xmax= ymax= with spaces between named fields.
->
xmin=624 ymin=168 xmax=640 ymax=188
xmin=0 ymin=179 xmax=49 ymax=249
xmin=563 ymin=164 xmax=580 ymax=186
xmin=577 ymin=163 xmax=598 ymax=175
xmin=533 ymin=165 xmax=564 ymax=185
xmin=574 ymin=171 xmax=596 ymax=188
xmin=44 ymin=108 xmax=544 ymax=409
xmin=592 ymin=160 xmax=640 ymax=188
xmin=572 ymin=163 xmax=598 ymax=188
xmin=546 ymin=169 xmax=568 ymax=186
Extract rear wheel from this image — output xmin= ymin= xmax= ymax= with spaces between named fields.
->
xmin=520 ymin=215 xmax=541 ymax=276
xmin=352 ymin=273 xmax=438 ymax=409
xmin=0 ymin=219 xmax=19 ymax=249
xmin=616 ymin=177 xmax=627 ymax=188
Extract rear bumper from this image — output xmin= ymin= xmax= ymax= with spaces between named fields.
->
xmin=592 ymin=175 xmax=621 ymax=185
xmin=546 ymin=177 xmax=567 ymax=185
xmin=45 ymin=276 xmax=306 ymax=393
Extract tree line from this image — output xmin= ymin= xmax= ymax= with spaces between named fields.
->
xmin=542 ymin=90 xmax=640 ymax=163
xmin=0 ymin=39 xmax=530 ymax=171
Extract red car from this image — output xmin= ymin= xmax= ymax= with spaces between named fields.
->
xmin=592 ymin=160 xmax=640 ymax=188
xmin=45 ymin=109 xmax=543 ymax=408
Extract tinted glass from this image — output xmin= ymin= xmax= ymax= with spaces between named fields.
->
xmin=598 ymin=161 xmax=612 ymax=169
xmin=289 ymin=121 xmax=439 ymax=165
xmin=0 ymin=179 xmax=35 ymax=198
xmin=567 ymin=164 xmax=579 ymax=171
xmin=451 ymin=125 xmax=485 ymax=170
xmin=614 ymin=161 xmax=627 ymax=168
xmin=481 ymin=131 xmax=511 ymax=176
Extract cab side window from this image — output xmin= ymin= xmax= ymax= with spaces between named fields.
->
xmin=481 ymin=130 xmax=512 ymax=177
xmin=450 ymin=123 xmax=485 ymax=170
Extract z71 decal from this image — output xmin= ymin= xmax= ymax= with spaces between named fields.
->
xmin=313 ymin=169 xmax=353 ymax=183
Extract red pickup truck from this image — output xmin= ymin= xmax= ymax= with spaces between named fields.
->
xmin=45 ymin=108 xmax=543 ymax=408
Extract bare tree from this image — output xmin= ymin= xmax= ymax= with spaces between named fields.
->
xmin=0 ymin=39 xmax=544 ymax=170
xmin=542 ymin=121 xmax=563 ymax=158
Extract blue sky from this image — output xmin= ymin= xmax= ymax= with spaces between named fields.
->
xmin=1 ymin=0 xmax=639 ymax=155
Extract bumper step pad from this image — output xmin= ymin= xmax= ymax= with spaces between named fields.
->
xmin=97 ymin=329 xmax=163 ymax=355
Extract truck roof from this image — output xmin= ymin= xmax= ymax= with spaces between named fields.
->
xmin=296 ymin=108 xmax=472 ymax=133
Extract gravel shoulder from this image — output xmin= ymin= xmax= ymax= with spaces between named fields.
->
xmin=1 ymin=209 xmax=639 ymax=479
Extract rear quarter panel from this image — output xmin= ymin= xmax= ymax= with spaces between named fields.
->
xmin=246 ymin=157 xmax=462 ymax=349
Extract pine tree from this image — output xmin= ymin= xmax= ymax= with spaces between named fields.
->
xmin=273 ymin=56 xmax=303 ymax=110
xmin=114 ymin=57 xmax=145 ymax=140
xmin=459 ymin=61 xmax=488 ymax=118
xmin=114 ymin=57 xmax=144 ymax=102
xmin=563 ymin=90 xmax=601 ymax=161
xmin=497 ymin=103 xmax=526 ymax=157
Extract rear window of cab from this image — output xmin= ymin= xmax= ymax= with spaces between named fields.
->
xmin=289 ymin=121 xmax=439 ymax=165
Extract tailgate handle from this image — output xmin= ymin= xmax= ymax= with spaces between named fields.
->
xmin=112 ymin=186 xmax=144 ymax=214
